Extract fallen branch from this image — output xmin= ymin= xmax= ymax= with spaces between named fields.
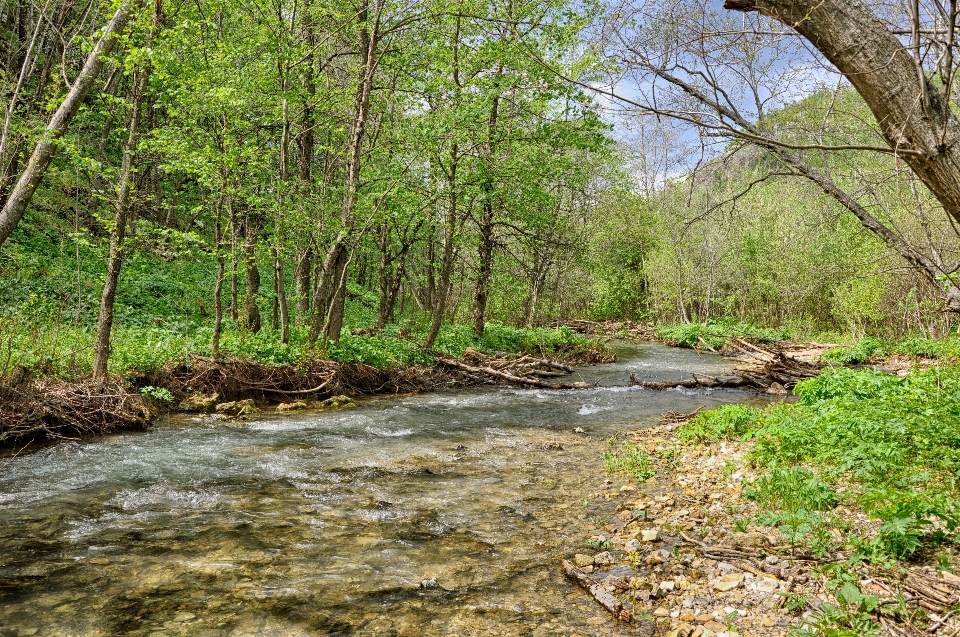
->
xmin=562 ymin=559 xmax=632 ymax=623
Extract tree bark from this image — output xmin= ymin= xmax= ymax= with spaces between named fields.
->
xmin=724 ymin=0 xmax=960 ymax=226
xmin=471 ymin=200 xmax=495 ymax=336
xmin=211 ymin=195 xmax=225 ymax=358
xmin=471 ymin=76 xmax=502 ymax=337
xmin=0 ymin=0 xmax=144 ymax=249
xmin=295 ymin=245 xmax=312 ymax=321
xmin=92 ymin=68 xmax=148 ymax=381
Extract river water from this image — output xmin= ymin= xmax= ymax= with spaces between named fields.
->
xmin=0 ymin=342 xmax=750 ymax=637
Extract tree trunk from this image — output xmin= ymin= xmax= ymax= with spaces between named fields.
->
xmin=273 ymin=246 xmax=289 ymax=343
xmin=295 ymin=245 xmax=312 ymax=322
xmin=211 ymin=195 xmax=225 ymax=358
xmin=424 ymin=146 xmax=458 ymax=350
xmin=471 ymin=83 xmax=501 ymax=337
xmin=309 ymin=0 xmax=380 ymax=346
xmin=471 ymin=201 xmax=495 ymax=336
xmin=241 ymin=213 xmax=261 ymax=333
xmin=0 ymin=0 xmax=144 ymax=249
xmin=724 ymin=0 xmax=960 ymax=227
xmin=230 ymin=200 xmax=239 ymax=322
xmin=91 ymin=68 xmax=148 ymax=381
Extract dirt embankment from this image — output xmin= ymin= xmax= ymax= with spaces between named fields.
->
xmin=0 ymin=345 xmax=613 ymax=448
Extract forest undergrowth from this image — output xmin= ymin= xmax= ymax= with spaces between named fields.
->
xmin=670 ymin=364 xmax=960 ymax=635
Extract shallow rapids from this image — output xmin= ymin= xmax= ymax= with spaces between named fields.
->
xmin=0 ymin=342 xmax=751 ymax=637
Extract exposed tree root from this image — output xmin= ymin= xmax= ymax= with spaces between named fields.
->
xmin=0 ymin=378 xmax=151 ymax=446
xmin=0 ymin=346 xmax=608 ymax=447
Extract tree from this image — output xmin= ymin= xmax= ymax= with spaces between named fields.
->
xmin=0 ymin=0 xmax=146 ymax=248
xmin=580 ymin=1 xmax=960 ymax=311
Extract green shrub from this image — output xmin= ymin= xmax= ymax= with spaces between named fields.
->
xmin=677 ymin=404 xmax=763 ymax=442
xmin=744 ymin=465 xmax=838 ymax=512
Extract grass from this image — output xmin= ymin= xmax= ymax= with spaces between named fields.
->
xmin=823 ymin=335 xmax=960 ymax=364
xmin=676 ymin=404 xmax=764 ymax=443
xmin=603 ymin=439 xmax=656 ymax=482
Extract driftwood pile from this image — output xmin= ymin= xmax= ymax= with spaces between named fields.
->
xmin=630 ymin=337 xmax=822 ymax=392
xmin=561 ymin=319 xmax=657 ymax=340
xmin=0 ymin=346 xmax=604 ymax=447
xmin=432 ymin=349 xmax=591 ymax=390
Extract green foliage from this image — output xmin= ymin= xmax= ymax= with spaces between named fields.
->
xmin=745 ymin=466 xmax=839 ymax=512
xmin=677 ymin=404 xmax=764 ymax=442
xmin=790 ymin=582 xmax=881 ymax=637
xmin=140 ymin=386 xmax=174 ymax=402
xmin=603 ymin=440 xmax=656 ymax=482
xmin=586 ymin=537 xmax=612 ymax=550
xmin=824 ymin=336 xmax=960 ymax=364
xmin=656 ymin=319 xmax=790 ymax=350
xmin=682 ymin=361 xmax=960 ymax=567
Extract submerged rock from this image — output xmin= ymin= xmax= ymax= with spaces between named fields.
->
xmin=179 ymin=392 xmax=219 ymax=413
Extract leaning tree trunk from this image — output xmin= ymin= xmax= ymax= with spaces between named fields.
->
xmin=724 ymin=0 xmax=960 ymax=228
xmin=0 ymin=0 xmax=144 ymax=249
xmin=92 ymin=68 xmax=148 ymax=381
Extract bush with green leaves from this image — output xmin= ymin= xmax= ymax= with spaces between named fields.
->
xmin=684 ymin=363 xmax=960 ymax=563
xmin=677 ymin=404 xmax=764 ymax=443
xmin=823 ymin=335 xmax=960 ymax=364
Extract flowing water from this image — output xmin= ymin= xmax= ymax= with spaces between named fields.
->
xmin=0 ymin=342 xmax=752 ymax=637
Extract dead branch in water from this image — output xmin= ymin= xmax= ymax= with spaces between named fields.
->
xmin=629 ymin=338 xmax=824 ymax=392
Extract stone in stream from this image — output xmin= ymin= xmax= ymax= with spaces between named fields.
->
xmin=276 ymin=401 xmax=308 ymax=411
xmin=215 ymin=399 xmax=259 ymax=417
xmin=179 ymin=392 xmax=219 ymax=413
xmin=313 ymin=395 xmax=356 ymax=410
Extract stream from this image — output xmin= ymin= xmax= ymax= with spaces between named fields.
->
xmin=0 ymin=342 xmax=752 ymax=637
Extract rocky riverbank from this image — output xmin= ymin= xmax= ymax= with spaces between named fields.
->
xmin=563 ymin=419 xmax=810 ymax=637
